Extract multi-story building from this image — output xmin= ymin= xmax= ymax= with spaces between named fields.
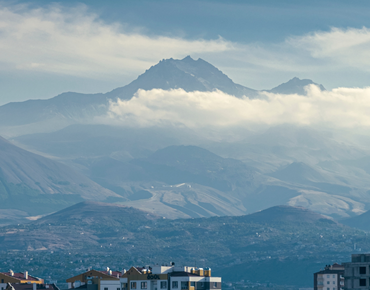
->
xmin=0 ymin=271 xmax=44 ymax=290
xmin=314 ymin=264 xmax=344 ymax=290
xmin=120 ymin=264 xmax=221 ymax=290
xmin=343 ymin=254 xmax=370 ymax=290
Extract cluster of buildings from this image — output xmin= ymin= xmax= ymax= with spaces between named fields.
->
xmin=0 ymin=271 xmax=58 ymax=290
xmin=314 ymin=254 xmax=370 ymax=290
xmin=0 ymin=264 xmax=221 ymax=290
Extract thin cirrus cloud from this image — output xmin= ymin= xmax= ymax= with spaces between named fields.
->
xmin=106 ymin=86 xmax=370 ymax=130
xmin=0 ymin=4 xmax=234 ymax=79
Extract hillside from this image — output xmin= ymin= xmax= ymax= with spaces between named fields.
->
xmin=0 ymin=136 xmax=120 ymax=222
xmin=79 ymin=145 xmax=257 ymax=218
xmin=0 ymin=202 xmax=366 ymax=287
xmin=341 ymin=210 xmax=370 ymax=231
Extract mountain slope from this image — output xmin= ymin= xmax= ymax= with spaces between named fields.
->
xmin=341 ymin=210 xmax=370 ymax=231
xmin=79 ymin=145 xmax=257 ymax=218
xmin=269 ymin=162 xmax=327 ymax=184
xmin=0 ymin=136 xmax=120 ymax=217
xmin=267 ymin=77 xmax=325 ymax=95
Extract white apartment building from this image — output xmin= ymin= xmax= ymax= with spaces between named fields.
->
xmin=314 ymin=264 xmax=344 ymax=290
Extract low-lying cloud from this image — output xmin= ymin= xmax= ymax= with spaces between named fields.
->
xmin=106 ymin=86 xmax=370 ymax=130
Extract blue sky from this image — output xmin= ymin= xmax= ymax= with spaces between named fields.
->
xmin=1 ymin=0 xmax=370 ymax=104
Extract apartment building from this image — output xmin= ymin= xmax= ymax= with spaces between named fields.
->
xmin=314 ymin=264 xmax=344 ymax=290
xmin=343 ymin=254 xmax=370 ymax=290
xmin=120 ymin=263 xmax=221 ymax=290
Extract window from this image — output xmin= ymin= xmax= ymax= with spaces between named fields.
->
xmin=333 ymin=275 xmax=335 ymax=278
xmin=327 ymin=281 xmax=330 ymax=285
xmin=360 ymin=267 xmax=367 ymax=275
xmin=172 ymin=282 xmax=178 ymax=289
xmin=104 ymin=288 xmax=108 ymax=290
xmin=327 ymin=288 xmax=330 ymax=290
xmin=141 ymin=282 xmax=147 ymax=289
xmin=181 ymin=282 xmax=188 ymax=290
xmin=1 ymin=279 xmax=3 ymax=283
xmin=333 ymin=281 xmax=336 ymax=284
xmin=131 ymin=282 xmax=137 ymax=289
xmin=190 ymin=282 xmax=195 ymax=287
xmin=200 ymin=283 xmax=205 ymax=288
xmin=118 ymin=288 xmax=121 ymax=290
xmin=327 ymin=275 xmax=330 ymax=278
xmin=161 ymin=282 xmax=167 ymax=289
xmin=360 ymin=279 xmax=366 ymax=287
xmin=213 ymin=283 xmax=217 ymax=288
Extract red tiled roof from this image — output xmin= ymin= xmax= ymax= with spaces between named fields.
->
xmin=98 ymin=271 xmax=122 ymax=278
xmin=1 ymin=273 xmax=40 ymax=282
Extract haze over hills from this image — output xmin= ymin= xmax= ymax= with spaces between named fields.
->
xmin=0 ymin=202 xmax=366 ymax=287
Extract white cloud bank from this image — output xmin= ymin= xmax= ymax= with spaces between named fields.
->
xmin=107 ymin=86 xmax=370 ymax=130
xmin=0 ymin=4 xmax=233 ymax=79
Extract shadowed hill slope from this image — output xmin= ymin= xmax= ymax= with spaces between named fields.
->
xmin=0 ymin=137 xmax=120 ymax=216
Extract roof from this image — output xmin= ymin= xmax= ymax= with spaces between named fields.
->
xmin=1 ymin=272 xmax=41 ymax=282
xmin=99 ymin=271 xmax=122 ymax=278
xmin=66 ymin=269 xmax=120 ymax=282
xmin=314 ymin=269 xmax=344 ymax=275
xmin=170 ymin=272 xmax=200 ymax=277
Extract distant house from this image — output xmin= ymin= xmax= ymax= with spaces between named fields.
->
xmin=66 ymin=268 xmax=122 ymax=290
xmin=313 ymin=263 xmax=344 ymax=290
xmin=0 ymin=271 xmax=44 ymax=290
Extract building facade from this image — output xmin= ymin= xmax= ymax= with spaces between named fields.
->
xmin=344 ymin=254 xmax=370 ymax=290
xmin=314 ymin=264 xmax=344 ymax=290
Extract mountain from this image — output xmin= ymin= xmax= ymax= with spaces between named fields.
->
xmin=0 ymin=56 xmax=256 ymax=138
xmin=240 ymin=204 xmax=335 ymax=224
xmin=0 ymin=202 xmax=364 ymax=288
xmin=0 ymin=58 xmax=323 ymax=138
xmin=267 ymin=77 xmax=325 ymax=95
xmin=0 ymin=136 xmax=120 ymax=221
xmin=106 ymin=56 xmax=256 ymax=99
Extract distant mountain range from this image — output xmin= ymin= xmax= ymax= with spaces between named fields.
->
xmin=0 ymin=56 xmax=324 ymax=138
xmin=0 ymin=202 xmax=365 ymax=287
